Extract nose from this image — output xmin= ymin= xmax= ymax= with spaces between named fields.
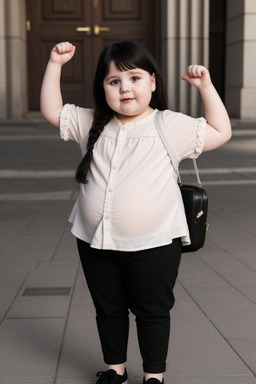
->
xmin=120 ymin=80 xmax=130 ymax=93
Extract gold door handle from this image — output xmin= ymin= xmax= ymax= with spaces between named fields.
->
xmin=26 ymin=20 xmax=31 ymax=31
xmin=76 ymin=26 xmax=91 ymax=35
xmin=94 ymin=25 xmax=111 ymax=35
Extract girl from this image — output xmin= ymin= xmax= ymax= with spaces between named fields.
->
xmin=40 ymin=41 xmax=231 ymax=384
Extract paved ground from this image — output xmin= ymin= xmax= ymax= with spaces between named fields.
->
xmin=0 ymin=118 xmax=256 ymax=384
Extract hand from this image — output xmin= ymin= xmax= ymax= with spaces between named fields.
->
xmin=50 ymin=41 xmax=76 ymax=66
xmin=181 ymin=65 xmax=212 ymax=90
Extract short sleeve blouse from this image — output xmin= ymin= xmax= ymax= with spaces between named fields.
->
xmin=60 ymin=104 xmax=206 ymax=251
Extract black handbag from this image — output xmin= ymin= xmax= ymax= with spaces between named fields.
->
xmin=154 ymin=111 xmax=209 ymax=253
xmin=179 ymin=177 xmax=208 ymax=252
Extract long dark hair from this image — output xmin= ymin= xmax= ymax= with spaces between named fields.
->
xmin=75 ymin=41 xmax=168 ymax=183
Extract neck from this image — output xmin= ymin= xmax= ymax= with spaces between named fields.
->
xmin=117 ymin=107 xmax=154 ymax=124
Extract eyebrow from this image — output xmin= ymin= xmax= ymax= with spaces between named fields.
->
xmin=104 ymin=70 xmax=143 ymax=83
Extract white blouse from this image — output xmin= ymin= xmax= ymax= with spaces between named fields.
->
xmin=60 ymin=104 xmax=206 ymax=251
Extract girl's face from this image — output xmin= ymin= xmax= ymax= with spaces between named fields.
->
xmin=103 ymin=61 xmax=156 ymax=123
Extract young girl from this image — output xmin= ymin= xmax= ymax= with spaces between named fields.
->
xmin=40 ymin=41 xmax=231 ymax=384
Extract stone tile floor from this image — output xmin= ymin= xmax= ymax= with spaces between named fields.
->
xmin=0 ymin=120 xmax=256 ymax=383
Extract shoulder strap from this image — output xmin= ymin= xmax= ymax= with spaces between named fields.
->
xmin=154 ymin=111 xmax=179 ymax=174
xmin=154 ymin=110 xmax=202 ymax=187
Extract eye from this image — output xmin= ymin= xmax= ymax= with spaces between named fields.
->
xmin=131 ymin=76 xmax=140 ymax=83
xmin=110 ymin=79 xmax=119 ymax=85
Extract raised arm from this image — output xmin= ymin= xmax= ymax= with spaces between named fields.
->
xmin=181 ymin=65 xmax=232 ymax=152
xmin=40 ymin=42 xmax=76 ymax=129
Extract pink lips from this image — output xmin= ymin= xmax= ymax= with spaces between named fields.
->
xmin=121 ymin=98 xmax=134 ymax=103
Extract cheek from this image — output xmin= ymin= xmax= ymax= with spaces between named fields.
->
xmin=104 ymin=88 xmax=117 ymax=105
xmin=137 ymin=85 xmax=153 ymax=103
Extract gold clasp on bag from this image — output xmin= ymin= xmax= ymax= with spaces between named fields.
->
xmin=196 ymin=210 xmax=204 ymax=219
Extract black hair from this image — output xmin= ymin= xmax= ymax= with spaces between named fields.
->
xmin=75 ymin=40 xmax=168 ymax=183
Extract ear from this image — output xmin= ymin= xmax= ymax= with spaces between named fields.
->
xmin=151 ymin=73 xmax=156 ymax=92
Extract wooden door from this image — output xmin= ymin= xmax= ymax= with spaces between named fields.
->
xmin=26 ymin=0 xmax=161 ymax=111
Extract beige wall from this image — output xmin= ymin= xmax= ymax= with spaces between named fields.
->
xmin=226 ymin=0 xmax=256 ymax=118
xmin=163 ymin=0 xmax=209 ymax=117
xmin=0 ymin=0 xmax=7 ymax=118
xmin=0 ymin=0 xmax=27 ymax=119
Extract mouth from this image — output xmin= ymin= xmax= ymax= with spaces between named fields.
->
xmin=121 ymin=98 xmax=134 ymax=103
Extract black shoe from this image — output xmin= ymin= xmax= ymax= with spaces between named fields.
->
xmin=96 ymin=369 xmax=128 ymax=384
xmin=143 ymin=378 xmax=164 ymax=384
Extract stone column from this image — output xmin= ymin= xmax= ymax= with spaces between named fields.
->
xmin=226 ymin=0 xmax=256 ymax=118
xmin=5 ymin=0 xmax=28 ymax=118
xmin=0 ymin=0 xmax=7 ymax=118
xmin=164 ymin=0 xmax=209 ymax=117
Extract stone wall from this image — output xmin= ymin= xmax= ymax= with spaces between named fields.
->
xmin=0 ymin=0 xmax=7 ymax=118
xmin=226 ymin=0 xmax=256 ymax=118
xmin=0 ymin=0 xmax=27 ymax=119
xmin=163 ymin=0 xmax=210 ymax=117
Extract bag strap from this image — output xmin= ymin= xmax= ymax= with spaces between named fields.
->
xmin=154 ymin=111 xmax=203 ymax=187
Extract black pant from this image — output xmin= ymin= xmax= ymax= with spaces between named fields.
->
xmin=77 ymin=239 xmax=182 ymax=373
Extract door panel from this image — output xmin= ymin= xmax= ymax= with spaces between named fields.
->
xmin=102 ymin=0 xmax=141 ymax=20
xmin=94 ymin=0 xmax=157 ymax=50
xmin=26 ymin=0 xmax=160 ymax=110
xmin=42 ymin=0 xmax=83 ymax=19
xmin=27 ymin=0 xmax=93 ymax=109
xmin=93 ymin=0 xmax=159 ymax=71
